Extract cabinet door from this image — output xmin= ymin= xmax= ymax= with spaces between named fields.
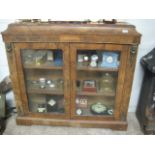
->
xmin=70 ymin=43 xmax=128 ymax=121
xmin=14 ymin=43 xmax=70 ymax=119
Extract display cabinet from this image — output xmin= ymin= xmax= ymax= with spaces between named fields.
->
xmin=1 ymin=20 xmax=141 ymax=130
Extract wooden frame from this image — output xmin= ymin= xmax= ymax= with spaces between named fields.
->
xmin=14 ymin=42 xmax=70 ymax=119
xmin=70 ymin=43 xmax=128 ymax=121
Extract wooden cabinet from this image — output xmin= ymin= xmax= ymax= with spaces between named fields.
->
xmin=1 ymin=21 xmax=141 ymax=130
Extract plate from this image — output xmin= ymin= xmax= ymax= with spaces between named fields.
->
xmin=90 ymin=102 xmax=107 ymax=115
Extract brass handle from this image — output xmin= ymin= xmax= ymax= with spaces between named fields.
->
xmin=6 ymin=43 xmax=12 ymax=53
xmin=130 ymin=45 xmax=137 ymax=66
xmin=131 ymin=45 xmax=137 ymax=54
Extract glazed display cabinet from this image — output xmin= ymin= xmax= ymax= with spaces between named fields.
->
xmin=1 ymin=20 xmax=141 ymax=130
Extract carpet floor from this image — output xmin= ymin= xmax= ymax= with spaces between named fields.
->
xmin=3 ymin=113 xmax=143 ymax=135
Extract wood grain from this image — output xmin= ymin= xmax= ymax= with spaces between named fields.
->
xmin=16 ymin=116 xmax=127 ymax=130
xmin=2 ymin=22 xmax=141 ymax=44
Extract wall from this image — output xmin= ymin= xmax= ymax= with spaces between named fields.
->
xmin=0 ymin=20 xmax=15 ymax=107
xmin=125 ymin=19 xmax=155 ymax=112
xmin=0 ymin=19 xmax=155 ymax=111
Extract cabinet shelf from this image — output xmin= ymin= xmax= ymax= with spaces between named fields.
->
xmin=77 ymin=66 xmax=119 ymax=72
xmin=77 ymin=91 xmax=115 ymax=97
xmin=24 ymin=64 xmax=63 ymax=70
xmin=27 ymin=88 xmax=64 ymax=95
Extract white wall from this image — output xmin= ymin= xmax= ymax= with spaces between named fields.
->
xmin=0 ymin=20 xmax=15 ymax=106
xmin=0 ymin=19 xmax=155 ymax=111
xmin=124 ymin=20 xmax=155 ymax=112
xmin=0 ymin=20 xmax=12 ymax=81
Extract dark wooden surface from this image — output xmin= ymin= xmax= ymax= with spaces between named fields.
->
xmin=16 ymin=116 xmax=127 ymax=131
xmin=2 ymin=22 xmax=141 ymax=44
xmin=1 ymin=21 xmax=141 ymax=130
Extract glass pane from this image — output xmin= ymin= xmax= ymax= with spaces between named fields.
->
xmin=75 ymin=50 xmax=120 ymax=117
xmin=22 ymin=49 xmax=63 ymax=67
xmin=28 ymin=94 xmax=65 ymax=114
xmin=77 ymin=50 xmax=120 ymax=69
xmin=21 ymin=49 xmax=65 ymax=114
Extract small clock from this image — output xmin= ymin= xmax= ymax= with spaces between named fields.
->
xmin=106 ymin=56 xmax=114 ymax=63
xmin=100 ymin=52 xmax=119 ymax=68
xmin=76 ymin=108 xmax=83 ymax=115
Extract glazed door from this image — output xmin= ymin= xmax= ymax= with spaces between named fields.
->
xmin=14 ymin=43 xmax=70 ymax=119
xmin=70 ymin=43 xmax=128 ymax=120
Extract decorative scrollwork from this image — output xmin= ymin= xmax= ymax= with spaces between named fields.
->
xmin=6 ymin=43 xmax=12 ymax=53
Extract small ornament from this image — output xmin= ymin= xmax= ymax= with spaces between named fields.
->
xmin=76 ymin=97 xmax=88 ymax=108
xmin=57 ymin=79 xmax=64 ymax=89
xmin=48 ymin=99 xmax=56 ymax=106
xmin=76 ymin=108 xmax=83 ymax=115
xmin=83 ymin=55 xmax=89 ymax=66
xmin=39 ymin=78 xmax=46 ymax=82
xmin=107 ymin=109 xmax=114 ymax=115
xmin=46 ymin=80 xmax=52 ymax=84
xmin=46 ymin=80 xmax=55 ymax=88
xmin=78 ymin=54 xmax=84 ymax=63
xmin=54 ymin=50 xmax=63 ymax=66
xmin=47 ymin=51 xmax=54 ymax=61
xmin=100 ymin=73 xmax=115 ymax=93
xmin=76 ymin=98 xmax=80 ymax=104
xmin=49 ymin=83 xmax=55 ymax=88
xmin=83 ymin=80 xmax=97 ymax=92
xmin=90 ymin=55 xmax=98 ymax=67
xmin=37 ymin=104 xmax=46 ymax=113
xmin=90 ymin=102 xmax=107 ymax=115
xmin=34 ymin=51 xmax=47 ymax=65
xmin=47 ymin=99 xmax=58 ymax=112
xmin=39 ymin=78 xmax=46 ymax=89
xmin=31 ymin=80 xmax=38 ymax=84
xmin=84 ymin=55 xmax=89 ymax=61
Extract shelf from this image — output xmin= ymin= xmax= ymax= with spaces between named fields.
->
xmin=27 ymin=88 xmax=64 ymax=95
xmin=23 ymin=64 xmax=63 ymax=70
xmin=77 ymin=66 xmax=119 ymax=72
xmin=77 ymin=91 xmax=115 ymax=97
